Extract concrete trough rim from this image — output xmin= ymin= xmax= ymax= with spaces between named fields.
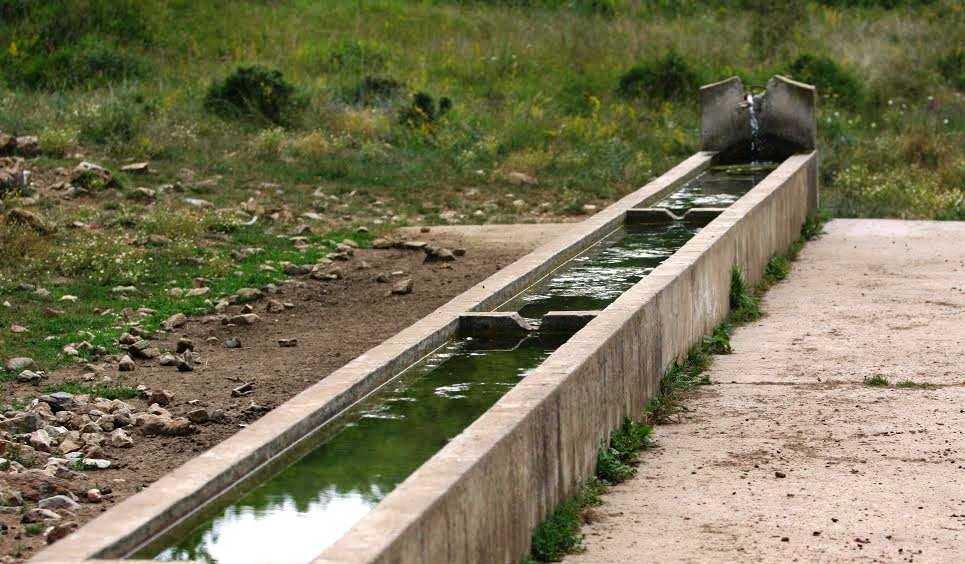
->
xmin=31 ymin=154 xmax=717 ymax=563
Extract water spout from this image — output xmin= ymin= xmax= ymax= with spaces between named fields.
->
xmin=746 ymin=93 xmax=761 ymax=157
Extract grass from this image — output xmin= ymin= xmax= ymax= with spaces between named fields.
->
xmin=42 ymin=381 xmax=139 ymax=400
xmin=895 ymin=379 xmax=934 ymax=389
xmin=863 ymin=374 xmax=890 ymax=387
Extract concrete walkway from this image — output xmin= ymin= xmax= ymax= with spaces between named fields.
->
xmin=568 ymin=219 xmax=965 ymax=563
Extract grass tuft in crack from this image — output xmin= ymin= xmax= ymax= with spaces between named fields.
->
xmin=863 ymin=374 xmax=890 ymax=387
xmin=527 ymin=418 xmax=651 ymax=562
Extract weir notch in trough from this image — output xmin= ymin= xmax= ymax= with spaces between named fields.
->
xmin=700 ymin=75 xmax=817 ymax=162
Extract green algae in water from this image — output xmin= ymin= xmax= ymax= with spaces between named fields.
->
xmin=655 ymin=163 xmax=776 ymax=214
xmin=151 ymin=334 xmax=565 ymax=564
xmin=501 ymin=222 xmax=698 ymax=321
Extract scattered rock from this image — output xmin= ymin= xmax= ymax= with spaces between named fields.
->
xmin=38 ymin=392 xmax=75 ymax=412
xmin=372 ymin=238 xmax=393 ymax=249
xmin=37 ymin=495 xmax=79 ymax=512
xmin=162 ymin=313 xmax=187 ymax=330
xmin=235 ymin=288 xmax=263 ymax=302
xmin=120 ymin=162 xmax=150 ymax=174
xmin=278 ymin=338 xmax=298 ymax=348
xmin=6 ymin=356 xmax=37 ymax=372
xmin=506 ymin=171 xmax=538 ymax=186
xmin=71 ymin=161 xmax=115 ymax=188
xmin=424 ymin=245 xmax=456 ymax=263
xmin=109 ymin=429 xmax=133 ymax=448
xmin=17 ymin=370 xmax=44 ymax=384
xmin=186 ymin=408 xmax=209 ymax=424
xmin=46 ymin=520 xmax=79 ymax=544
xmin=391 ymin=279 xmax=414 ymax=295
xmin=176 ymin=337 xmax=194 ymax=353
xmin=176 ymin=356 xmax=194 ymax=372
xmin=453 ymin=248 xmax=467 ymax=257
xmin=80 ymin=458 xmax=111 ymax=470
xmin=0 ymin=486 xmax=23 ymax=507
xmin=224 ymin=337 xmax=241 ymax=349
xmin=184 ymin=197 xmax=213 ymax=209
xmin=158 ymin=353 xmax=178 ymax=367
xmin=266 ymin=299 xmax=285 ymax=313
xmin=775 ymin=471 xmax=787 ymax=478
xmin=227 ymin=313 xmax=260 ymax=326
xmin=147 ymin=389 xmax=173 ymax=406
xmin=117 ymin=355 xmax=135 ymax=372
xmin=22 ymin=508 xmax=61 ymax=524
xmin=231 ymin=382 xmax=254 ymax=397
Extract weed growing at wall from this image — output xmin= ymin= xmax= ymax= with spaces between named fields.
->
xmin=527 ymin=418 xmax=651 ymax=561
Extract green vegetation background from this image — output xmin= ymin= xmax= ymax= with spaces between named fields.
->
xmin=0 ymin=0 xmax=962 ymax=376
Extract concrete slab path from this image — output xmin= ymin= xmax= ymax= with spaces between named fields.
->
xmin=567 ymin=219 xmax=965 ymax=563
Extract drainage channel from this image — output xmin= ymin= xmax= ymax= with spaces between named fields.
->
xmin=132 ymin=160 xmax=776 ymax=564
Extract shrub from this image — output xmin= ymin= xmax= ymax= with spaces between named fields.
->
xmin=618 ymin=51 xmax=699 ymax=101
xmin=937 ymin=49 xmax=964 ymax=90
xmin=204 ymin=66 xmax=300 ymax=125
xmin=399 ymin=92 xmax=452 ymax=127
xmin=353 ymin=75 xmax=404 ymax=106
xmin=787 ymin=54 xmax=863 ymax=108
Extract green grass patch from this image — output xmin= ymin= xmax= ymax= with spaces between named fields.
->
xmin=0 ymin=220 xmax=370 ymax=374
xmin=43 ymin=381 xmax=139 ymax=400
xmin=895 ymin=379 xmax=934 ymax=389
xmin=863 ymin=374 xmax=890 ymax=387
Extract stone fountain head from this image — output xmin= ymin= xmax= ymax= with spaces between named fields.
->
xmin=699 ymin=75 xmax=817 ymax=163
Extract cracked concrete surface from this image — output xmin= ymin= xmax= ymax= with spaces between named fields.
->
xmin=567 ymin=219 xmax=965 ymax=564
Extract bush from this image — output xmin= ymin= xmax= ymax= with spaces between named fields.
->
xmin=399 ymin=92 xmax=452 ymax=127
xmin=353 ymin=75 xmax=404 ymax=106
xmin=937 ymin=49 xmax=964 ymax=90
xmin=204 ymin=66 xmax=300 ymax=125
xmin=4 ymin=36 xmax=145 ymax=90
xmin=618 ymin=51 xmax=699 ymax=101
xmin=786 ymin=54 xmax=863 ymax=108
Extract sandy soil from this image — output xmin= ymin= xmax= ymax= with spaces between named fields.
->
xmin=1 ymin=224 xmax=567 ymax=560
xmin=568 ymin=219 xmax=965 ymax=564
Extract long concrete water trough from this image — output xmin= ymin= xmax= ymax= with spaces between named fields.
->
xmin=34 ymin=75 xmax=818 ymax=564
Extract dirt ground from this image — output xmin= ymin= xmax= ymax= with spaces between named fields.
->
xmin=568 ymin=219 xmax=965 ymax=564
xmin=1 ymin=223 xmax=571 ymax=560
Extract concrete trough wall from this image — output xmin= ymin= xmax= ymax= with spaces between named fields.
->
xmin=33 ymin=155 xmax=714 ymax=563
xmin=316 ymin=152 xmax=818 ymax=564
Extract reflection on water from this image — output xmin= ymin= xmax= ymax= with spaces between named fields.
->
xmin=501 ymin=223 xmax=697 ymax=322
xmin=152 ymin=335 xmax=564 ymax=563
xmin=655 ymin=164 xmax=775 ymax=214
